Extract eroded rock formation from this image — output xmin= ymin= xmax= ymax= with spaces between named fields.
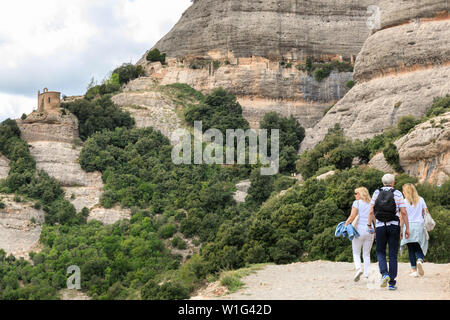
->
xmin=111 ymin=87 xmax=182 ymax=139
xmin=17 ymin=113 xmax=131 ymax=225
xmin=135 ymin=0 xmax=377 ymax=129
xmin=368 ymin=112 xmax=449 ymax=184
xmin=301 ymin=2 xmax=450 ymax=152
xmin=397 ymin=112 xmax=450 ymax=184
xmin=0 ymin=194 xmax=45 ymax=259
xmin=144 ymin=0 xmax=374 ymax=61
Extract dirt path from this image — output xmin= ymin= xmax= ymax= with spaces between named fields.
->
xmin=193 ymin=261 xmax=450 ymax=300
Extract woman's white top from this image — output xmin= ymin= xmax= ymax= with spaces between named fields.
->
xmin=352 ymin=200 xmax=372 ymax=230
xmin=405 ymin=197 xmax=427 ymax=223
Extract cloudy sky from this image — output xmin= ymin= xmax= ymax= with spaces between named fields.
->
xmin=0 ymin=0 xmax=192 ymax=121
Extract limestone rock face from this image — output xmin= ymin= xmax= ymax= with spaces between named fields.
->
xmin=0 ymin=153 xmax=9 ymax=180
xmin=367 ymin=112 xmax=450 ymax=184
xmin=233 ymin=180 xmax=251 ymax=203
xmin=354 ymin=19 xmax=450 ymax=83
xmin=28 ymin=142 xmax=99 ymax=187
xmin=301 ymin=3 xmax=450 ymax=153
xmin=155 ymin=62 xmax=352 ymax=128
xmin=368 ymin=152 xmax=395 ymax=174
xmin=17 ymin=117 xmax=130 ymax=226
xmin=144 ymin=0 xmax=374 ymax=61
xmin=396 ymin=112 xmax=450 ymax=185
xmin=136 ymin=0 xmax=377 ymax=130
xmin=111 ymin=90 xmax=181 ymax=140
xmin=88 ymin=207 xmax=131 ymax=226
xmin=301 ymin=66 xmax=450 ymax=150
xmin=17 ymin=112 xmax=79 ymax=144
xmin=379 ymin=0 xmax=449 ymax=29
xmin=0 ymin=194 xmax=45 ymax=259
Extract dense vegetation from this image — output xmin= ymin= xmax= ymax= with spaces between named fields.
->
xmin=203 ymin=168 xmax=450 ymax=269
xmin=259 ymin=112 xmax=305 ymax=174
xmin=297 ymin=96 xmax=450 ymax=179
xmin=0 ymin=81 xmax=448 ymax=300
xmin=0 ymin=119 xmax=84 ymax=225
xmin=184 ymin=87 xmax=250 ymax=133
xmin=84 ymin=63 xmax=144 ymax=100
xmin=62 ymin=95 xmax=135 ymax=141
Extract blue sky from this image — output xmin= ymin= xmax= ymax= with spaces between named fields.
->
xmin=0 ymin=0 xmax=192 ymax=121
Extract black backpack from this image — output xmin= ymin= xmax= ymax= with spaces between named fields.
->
xmin=374 ymin=188 xmax=399 ymax=223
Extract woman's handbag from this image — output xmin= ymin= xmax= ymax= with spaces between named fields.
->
xmin=424 ymin=212 xmax=436 ymax=232
xmin=352 ymin=200 xmax=360 ymax=229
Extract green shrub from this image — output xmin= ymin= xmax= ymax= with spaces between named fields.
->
xmin=397 ymin=115 xmax=420 ymax=135
xmin=158 ymin=224 xmax=178 ymax=239
xmin=184 ymin=87 xmax=249 ymax=133
xmin=426 ymin=95 xmax=450 ymax=118
xmin=112 ymin=63 xmax=145 ymax=85
xmin=426 ymin=207 xmax=450 ymax=263
xmin=146 ymin=48 xmax=166 ymax=64
xmin=314 ymin=67 xmax=332 ymax=82
xmin=270 ymin=238 xmax=301 ymax=264
xmin=346 ymin=80 xmax=355 ymax=89
xmin=171 ymin=237 xmax=187 ymax=250
xmin=63 ymin=96 xmax=134 ymax=140
xmin=383 ymin=143 xmax=403 ymax=173
xmin=260 ymin=112 xmax=305 ymax=173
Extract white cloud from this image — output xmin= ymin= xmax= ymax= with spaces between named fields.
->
xmin=0 ymin=92 xmax=36 ymax=122
xmin=0 ymin=0 xmax=192 ymax=122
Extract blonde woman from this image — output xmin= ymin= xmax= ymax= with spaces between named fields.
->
xmin=344 ymin=187 xmax=375 ymax=282
xmin=401 ymin=183 xmax=430 ymax=277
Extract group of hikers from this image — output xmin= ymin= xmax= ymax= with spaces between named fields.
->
xmin=342 ymin=174 xmax=433 ymax=290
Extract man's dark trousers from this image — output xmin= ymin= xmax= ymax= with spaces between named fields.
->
xmin=376 ymin=224 xmax=400 ymax=286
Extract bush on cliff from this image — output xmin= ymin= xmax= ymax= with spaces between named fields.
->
xmin=184 ymin=87 xmax=249 ymax=133
xmin=63 ymin=96 xmax=135 ymax=140
xmin=146 ymin=48 xmax=166 ymax=64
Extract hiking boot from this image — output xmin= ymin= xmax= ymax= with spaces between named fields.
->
xmin=388 ymin=284 xmax=397 ymax=291
xmin=417 ymin=260 xmax=424 ymax=276
xmin=354 ymin=269 xmax=363 ymax=282
xmin=380 ymin=274 xmax=390 ymax=288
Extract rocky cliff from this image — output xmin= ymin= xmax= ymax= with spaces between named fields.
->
xmin=135 ymin=0 xmax=377 ymax=129
xmin=0 ymin=153 xmax=9 ymax=181
xmin=16 ymin=111 xmax=131 ymax=225
xmin=397 ymin=112 xmax=450 ymax=185
xmin=145 ymin=0 xmax=373 ymax=61
xmin=369 ymin=112 xmax=450 ymax=184
xmin=0 ymin=194 xmax=45 ymax=259
xmin=301 ymin=1 xmax=450 ymax=151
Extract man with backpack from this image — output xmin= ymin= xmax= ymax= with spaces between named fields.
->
xmin=368 ymin=174 xmax=410 ymax=290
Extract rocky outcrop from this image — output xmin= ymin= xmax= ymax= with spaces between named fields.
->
xmin=111 ymin=89 xmax=182 ymax=139
xmin=144 ymin=0 xmax=373 ymax=61
xmin=0 ymin=194 xmax=45 ymax=259
xmin=129 ymin=65 xmax=351 ymax=130
xmin=396 ymin=112 xmax=450 ymax=185
xmin=0 ymin=153 xmax=9 ymax=180
xmin=17 ymin=112 xmax=79 ymax=144
xmin=301 ymin=3 xmax=450 ymax=152
xmin=233 ymin=180 xmax=251 ymax=203
xmin=367 ymin=112 xmax=450 ymax=184
xmin=368 ymin=152 xmax=395 ymax=174
xmin=380 ymin=0 xmax=449 ymax=30
xmin=17 ymin=115 xmax=131 ymax=225
xmin=87 ymin=207 xmax=131 ymax=226
xmin=27 ymin=142 xmax=99 ymax=187
xmin=136 ymin=0 xmax=379 ymax=130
